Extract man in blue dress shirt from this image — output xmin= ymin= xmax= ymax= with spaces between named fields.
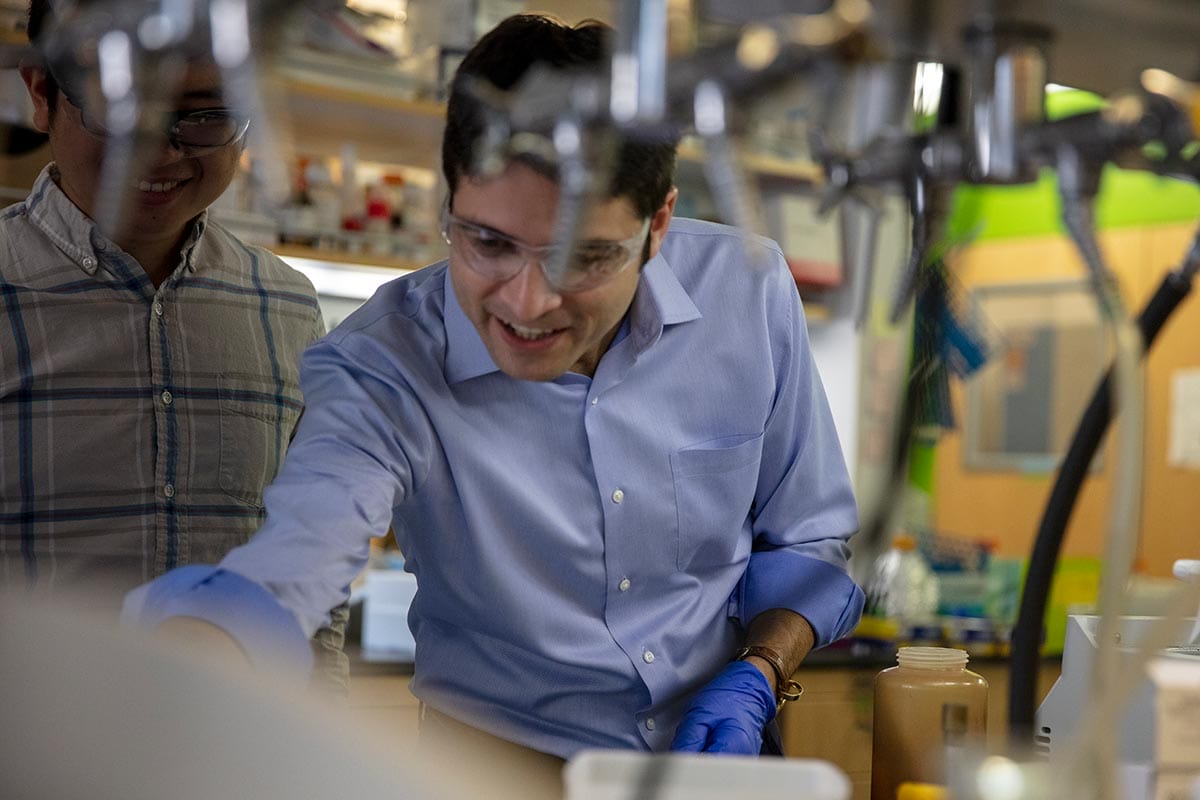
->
xmin=126 ymin=14 xmax=864 ymax=763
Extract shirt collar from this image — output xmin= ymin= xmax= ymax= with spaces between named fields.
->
xmin=442 ymin=242 xmax=702 ymax=385
xmin=627 ymin=249 xmax=701 ymax=351
xmin=444 ymin=266 xmax=500 ymax=384
xmin=25 ymin=163 xmax=209 ymax=277
xmin=25 ymin=165 xmax=104 ymax=276
xmin=180 ymin=209 xmax=208 ymax=273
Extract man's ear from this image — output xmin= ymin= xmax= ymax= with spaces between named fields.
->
xmin=18 ymin=63 xmax=53 ymax=134
xmin=646 ymin=186 xmax=678 ymax=262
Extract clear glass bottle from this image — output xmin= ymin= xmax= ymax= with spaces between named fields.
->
xmin=871 ymin=646 xmax=988 ymax=800
xmin=866 ymin=533 xmax=941 ymax=630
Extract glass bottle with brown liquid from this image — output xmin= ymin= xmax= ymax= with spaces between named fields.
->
xmin=871 ymin=646 xmax=988 ymax=800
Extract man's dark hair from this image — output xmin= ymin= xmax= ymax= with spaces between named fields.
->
xmin=442 ymin=14 xmax=677 ymax=220
xmin=26 ymin=0 xmax=60 ymax=106
xmin=26 ymin=0 xmax=51 ymax=42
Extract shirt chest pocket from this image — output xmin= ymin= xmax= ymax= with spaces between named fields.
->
xmin=669 ymin=433 xmax=763 ymax=572
xmin=218 ymin=377 xmax=301 ymax=507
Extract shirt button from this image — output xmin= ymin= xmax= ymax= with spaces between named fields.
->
xmin=643 ymin=650 xmax=655 ymax=664
xmin=590 ymin=397 xmax=599 ymax=406
xmin=161 ymin=390 xmax=173 ymax=406
xmin=95 ymin=241 xmax=107 ymax=251
xmin=618 ymin=577 xmax=631 ymax=592
xmin=153 ymin=301 xmax=164 ymax=316
xmin=612 ymin=489 xmax=624 ymax=504
xmin=81 ymin=256 xmax=96 ymax=270
xmin=163 ymin=483 xmax=175 ymax=499
xmin=645 ymin=718 xmax=656 ymax=731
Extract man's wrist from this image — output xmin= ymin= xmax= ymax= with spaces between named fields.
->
xmin=733 ymin=645 xmax=804 ymax=710
xmin=740 ymin=654 xmax=777 ymax=693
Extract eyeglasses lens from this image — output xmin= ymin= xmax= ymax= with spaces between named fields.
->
xmin=172 ymin=111 xmax=245 ymax=148
xmin=73 ymin=99 xmax=246 ymax=151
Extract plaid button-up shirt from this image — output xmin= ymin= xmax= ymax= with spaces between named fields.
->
xmin=1 ymin=166 xmax=325 ymax=605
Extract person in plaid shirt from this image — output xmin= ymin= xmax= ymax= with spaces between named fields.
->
xmin=0 ymin=0 xmax=348 ymax=692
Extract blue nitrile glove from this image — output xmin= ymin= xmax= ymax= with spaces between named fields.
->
xmin=670 ymin=660 xmax=776 ymax=755
xmin=122 ymin=565 xmax=313 ymax=678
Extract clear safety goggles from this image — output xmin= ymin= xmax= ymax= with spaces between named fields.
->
xmin=441 ymin=209 xmax=650 ymax=293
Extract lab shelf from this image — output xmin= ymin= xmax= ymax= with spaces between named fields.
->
xmin=267 ymin=47 xmax=446 ymax=168
xmin=678 ymin=138 xmax=825 ymax=185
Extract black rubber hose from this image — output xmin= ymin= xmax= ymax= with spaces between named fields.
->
xmin=1008 ymin=268 xmax=1194 ymax=747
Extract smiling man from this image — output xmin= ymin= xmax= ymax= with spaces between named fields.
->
xmin=0 ymin=0 xmax=347 ymax=692
xmin=125 ymin=13 xmax=864 ymax=766
xmin=21 ymin=57 xmax=244 ymax=286
xmin=446 ymin=162 xmax=657 ymax=381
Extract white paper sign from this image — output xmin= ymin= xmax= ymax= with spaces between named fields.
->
xmin=1168 ymin=369 xmax=1200 ymax=469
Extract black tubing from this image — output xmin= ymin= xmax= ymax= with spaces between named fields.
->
xmin=1008 ymin=269 xmax=1194 ymax=747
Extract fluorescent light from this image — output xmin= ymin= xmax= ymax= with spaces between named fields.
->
xmin=280 ymin=255 xmax=412 ymax=300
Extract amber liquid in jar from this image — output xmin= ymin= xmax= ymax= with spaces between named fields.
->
xmin=871 ymin=646 xmax=988 ymax=800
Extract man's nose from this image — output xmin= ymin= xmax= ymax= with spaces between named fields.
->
xmin=496 ymin=256 xmax=563 ymax=320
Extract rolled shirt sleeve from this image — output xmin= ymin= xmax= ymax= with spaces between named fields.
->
xmin=738 ymin=550 xmax=865 ymax=647
xmin=120 ymin=564 xmax=314 ymax=675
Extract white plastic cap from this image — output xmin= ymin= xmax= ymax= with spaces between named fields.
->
xmin=1173 ymin=560 xmax=1200 ymax=583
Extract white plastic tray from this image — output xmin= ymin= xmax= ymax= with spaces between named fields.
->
xmin=565 ymin=750 xmax=851 ymax=800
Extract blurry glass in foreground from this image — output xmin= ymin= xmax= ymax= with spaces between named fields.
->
xmin=0 ymin=591 xmax=545 ymax=800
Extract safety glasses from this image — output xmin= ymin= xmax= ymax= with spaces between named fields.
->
xmin=441 ymin=210 xmax=650 ymax=293
xmin=60 ymin=83 xmax=249 ymax=157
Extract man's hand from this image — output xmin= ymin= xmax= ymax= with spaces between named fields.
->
xmin=670 ymin=660 xmax=776 ymax=755
xmin=122 ymin=565 xmax=314 ymax=679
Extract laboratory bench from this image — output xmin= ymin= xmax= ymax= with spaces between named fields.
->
xmin=343 ymin=641 xmax=1061 ymax=800
xmin=344 ymin=638 xmax=419 ymax=740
